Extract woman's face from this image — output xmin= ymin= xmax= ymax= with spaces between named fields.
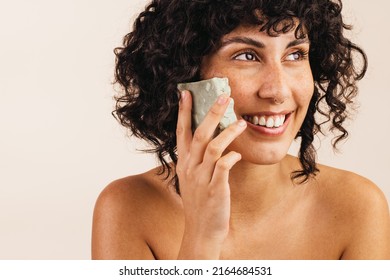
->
xmin=200 ymin=23 xmax=314 ymax=165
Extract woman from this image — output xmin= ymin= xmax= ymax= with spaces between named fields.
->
xmin=92 ymin=0 xmax=390 ymax=259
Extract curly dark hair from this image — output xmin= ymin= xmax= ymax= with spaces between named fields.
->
xmin=113 ymin=0 xmax=367 ymax=194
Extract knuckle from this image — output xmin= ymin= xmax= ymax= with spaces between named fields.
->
xmin=208 ymin=106 xmax=221 ymax=117
xmin=176 ymin=165 xmax=192 ymax=180
xmin=176 ymin=125 xmax=184 ymax=135
xmin=216 ymin=158 xmax=231 ymax=171
xmin=193 ymin=129 xmax=208 ymax=143
xmin=206 ymin=142 xmax=221 ymax=158
xmin=185 ymin=167 xmax=192 ymax=177
xmin=207 ymin=188 xmax=216 ymax=198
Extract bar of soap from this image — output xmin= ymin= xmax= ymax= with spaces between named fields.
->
xmin=177 ymin=77 xmax=237 ymax=132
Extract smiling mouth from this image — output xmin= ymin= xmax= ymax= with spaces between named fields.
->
xmin=242 ymin=113 xmax=292 ymax=128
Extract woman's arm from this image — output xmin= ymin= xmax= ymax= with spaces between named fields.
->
xmin=91 ymin=181 xmax=156 ymax=260
xmin=92 ymin=91 xmax=246 ymax=260
xmin=341 ymin=178 xmax=390 ymax=259
xmin=176 ymin=90 xmax=247 ymax=259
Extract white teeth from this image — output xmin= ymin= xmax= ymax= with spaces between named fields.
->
xmin=259 ymin=116 xmax=266 ymax=126
xmin=266 ymin=118 xmax=274 ymax=128
xmin=274 ymin=116 xmax=281 ymax=127
xmin=245 ymin=114 xmax=287 ymax=128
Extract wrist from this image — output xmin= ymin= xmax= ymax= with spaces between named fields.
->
xmin=177 ymin=229 xmax=226 ymax=260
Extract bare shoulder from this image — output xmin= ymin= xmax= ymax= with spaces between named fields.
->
xmin=315 ymin=164 xmax=390 ymax=259
xmin=316 ymin=164 xmax=388 ymax=211
xmin=91 ymin=167 xmax=182 ymax=259
xmin=94 ymin=167 xmax=176 ymax=214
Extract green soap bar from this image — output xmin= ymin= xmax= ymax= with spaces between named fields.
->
xmin=177 ymin=77 xmax=237 ymax=131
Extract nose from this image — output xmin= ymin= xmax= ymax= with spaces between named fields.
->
xmin=257 ymin=64 xmax=290 ymax=104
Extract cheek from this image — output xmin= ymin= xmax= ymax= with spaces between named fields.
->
xmin=228 ymin=75 xmax=259 ymax=104
xmin=200 ymin=54 xmax=228 ymax=79
xmin=296 ymin=83 xmax=314 ymax=105
xmin=292 ymin=71 xmax=314 ymax=106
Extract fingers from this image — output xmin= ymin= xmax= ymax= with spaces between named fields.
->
xmin=189 ymin=94 xmax=231 ymax=165
xmin=209 ymin=151 xmax=242 ymax=188
xmin=201 ymin=119 xmax=247 ymax=180
xmin=176 ymin=91 xmax=193 ymax=158
xmin=177 ymin=90 xmax=246 ymax=188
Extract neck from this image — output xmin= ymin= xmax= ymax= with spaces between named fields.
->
xmin=228 ymin=155 xmax=297 ymax=220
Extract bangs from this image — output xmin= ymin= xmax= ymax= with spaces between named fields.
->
xmin=198 ymin=1 xmax=310 ymax=54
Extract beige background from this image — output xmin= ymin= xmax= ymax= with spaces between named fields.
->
xmin=0 ymin=0 xmax=389 ymax=259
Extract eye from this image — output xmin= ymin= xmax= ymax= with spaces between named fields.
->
xmin=234 ymin=51 xmax=258 ymax=61
xmin=285 ymin=50 xmax=308 ymax=61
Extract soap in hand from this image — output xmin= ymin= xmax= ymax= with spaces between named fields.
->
xmin=177 ymin=77 xmax=237 ymax=132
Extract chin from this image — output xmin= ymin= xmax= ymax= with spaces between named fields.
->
xmin=246 ymin=151 xmax=286 ymax=165
xmin=231 ymin=142 xmax=290 ymax=166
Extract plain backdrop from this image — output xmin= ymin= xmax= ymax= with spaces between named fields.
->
xmin=0 ymin=0 xmax=389 ymax=259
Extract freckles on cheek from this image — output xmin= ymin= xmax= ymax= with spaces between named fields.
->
xmin=295 ymin=74 xmax=315 ymax=104
xmin=231 ymin=93 xmax=246 ymax=109
xmin=200 ymin=68 xmax=227 ymax=80
xmin=298 ymin=85 xmax=314 ymax=102
xmin=229 ymin=78 xmax=255 ymax=99
xmin=229 ymin=88 xmax=248 ymax=108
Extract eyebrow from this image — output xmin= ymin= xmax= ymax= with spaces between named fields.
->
xmin=286 ymin=37 xmax=310 ymax=48
xmin=219 ymin=36 xmax=310 ymax=50
xmin=220 ymin=37 xmax=265 ymax=49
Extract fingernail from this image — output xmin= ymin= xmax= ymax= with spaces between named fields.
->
xmin=217 ymin=95 xmax=228 ymax=105
xmin=180 ymin=91 xmax=187 ymax=102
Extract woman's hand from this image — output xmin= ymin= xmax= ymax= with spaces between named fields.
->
xmin=176 ymin=90 xmax=247 ymax=259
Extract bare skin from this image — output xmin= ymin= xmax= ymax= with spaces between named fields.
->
xmin=92 ymin=25 xmax=390 ymax=259
xmin=92 ymin=160 xmax=390 ymax=259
